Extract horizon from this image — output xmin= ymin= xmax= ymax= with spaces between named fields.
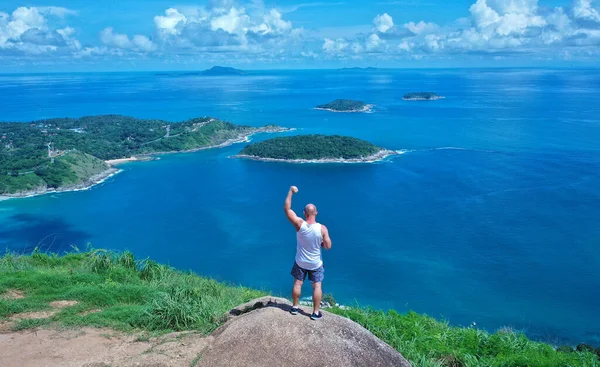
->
xmin=1 ymin=0 xmax=600 ymax=72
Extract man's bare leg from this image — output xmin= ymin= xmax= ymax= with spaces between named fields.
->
xmin=292 ymin=279 xmax=303 ymax=307
xmin=312 ymin=282 xmax=322 ymax=314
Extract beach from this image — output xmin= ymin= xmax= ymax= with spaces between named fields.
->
xmin=233 ymin=149 xmax=402 ymax=164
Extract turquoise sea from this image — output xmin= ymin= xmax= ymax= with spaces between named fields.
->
xmin=1 ymin=69 xmax=599 ymax=345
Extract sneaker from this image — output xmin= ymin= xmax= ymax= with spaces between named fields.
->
xmin=310 ymin=311 xmax=323 ymax=320
xmin=290 ymin=306 xmax=299 ymax=315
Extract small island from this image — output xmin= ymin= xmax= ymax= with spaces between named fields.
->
xmin=315 ymin=99 xmax=373 ymax=113
xmin=201 ymin=66 xmax=246 ymax=76
xmin=403 ymin=92 xmax=444 ymax=101
xmin=234 ymin=135 xmax=398 ymax=163
xmin=0 ymin=115 xmax=287 ymax=197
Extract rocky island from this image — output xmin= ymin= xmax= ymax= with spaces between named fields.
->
xmin=403 ymin=92 xmax=444 ymax=101
xmin=315 ymin=99 xmax=373 ymax=113
xmin=235 ymin=134 xmax=398 ymax=163
xmin=0 ymin=115 xmax=287 ymax=197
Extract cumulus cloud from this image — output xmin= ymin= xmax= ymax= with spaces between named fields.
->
xmin=100 ymin=27 xmax=155 ymax=52
xmin=323 ymin=0 xmax=600 ymax=60
xmin=374 ymin=13 xmax=394 ymax=32
xmin=0 ymin=6 xmax=80 ymax=55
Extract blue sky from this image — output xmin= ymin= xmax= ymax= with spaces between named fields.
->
xmin=1 ymin=0 xmax=599 ymax=71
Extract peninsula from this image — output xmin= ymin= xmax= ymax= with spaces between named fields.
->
xmin=235 ymin=134 xmax=398 ymax=163
xmin=0 ymin=115 xmax=287 ymax=197
xmin=315 ymin=99 xmax=373 ymax=113
xmin=403 ymin=92 xmax=444 ymax=101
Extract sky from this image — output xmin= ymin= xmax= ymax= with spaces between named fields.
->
xmin=0 ymin=0 xmax=599 ymax=71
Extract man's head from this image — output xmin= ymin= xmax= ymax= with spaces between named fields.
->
xmin=303 ymin=203 xmax=318 ymax=219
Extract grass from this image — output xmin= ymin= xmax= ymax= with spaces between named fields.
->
xmin=329 ymin=307 xmax=599 ymax=367
xmin=1 ymin=249 xmax=598 ymax=367
xmin=0 ymin=249 xmax=265 ymax=334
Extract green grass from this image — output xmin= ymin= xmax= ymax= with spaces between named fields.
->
xmin=329 ymin=307 xmax=599 ymax=367
xmin=1 ymin=250 xmax=598 ymax=367
xmin=0 ymin=249 xmax=265 ymax=334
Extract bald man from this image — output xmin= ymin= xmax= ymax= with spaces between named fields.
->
xmin=284 ymin=185 xmax=332 ymax=320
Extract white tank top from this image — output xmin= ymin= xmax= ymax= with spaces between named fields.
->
xmin=295 ymin=221 xmax=323 ymax=270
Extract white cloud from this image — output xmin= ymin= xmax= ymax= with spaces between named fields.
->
xmin=325 ymin=0 xmax=600 ymax=60
xmin=100 ymin=27 xmax=155 ymax=52
xmin=0 ymin=6 xmax=80 ymax=55
xmin=404 ymin=21 xmax=438 ymax=34
xmin=154 ymin=8 xmax=187 ymax=37
xmin=374 ymin=13 xmax=394 ymax=32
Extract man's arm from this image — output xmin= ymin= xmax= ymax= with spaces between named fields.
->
xmin=284 ymin=186 xmax=303 ymax=231
xmin=321 ymin=224 xmax=332 ymax=250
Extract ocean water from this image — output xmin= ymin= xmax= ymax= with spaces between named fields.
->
xmin=1 ymin=69 xmax=599 ymax=345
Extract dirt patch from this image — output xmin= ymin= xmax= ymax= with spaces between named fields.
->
xmin=0 ymin=289 xmax=25 ymax=300
xmin=10 ymin=311 xmax=55 ymax=320
xmin=0 ymin=327 xmax=211 ymax=367
xmin=0 ymin=321 xmax=13 ymax=333
xmin=50 ymin=300 xmax=79 ymax=309
xmin=80 ymin=309 xmax=101 ymax=316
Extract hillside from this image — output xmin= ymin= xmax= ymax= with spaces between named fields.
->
xmin=237 ymin=135 xmax=386 ymax=162
xmin=0 ymin=115 xmax=285 ymax=195
xmin=0 ymin=251 xmax=598 ymax=367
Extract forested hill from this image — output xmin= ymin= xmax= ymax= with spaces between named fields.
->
xmin=0 ymin=115 xmax=280 ymax=194
xmin=238 ymin=134 xmax=382 ymax=160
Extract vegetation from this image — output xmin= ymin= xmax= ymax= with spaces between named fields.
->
xmin=315 ymin=99 xmax=368 ymax=112
xmin=1 ymin=250 xmax=598 ymax=366
xmin=330 ymin=307 xmax=599 ymax=367
xmin=403 ymin=92 xmax=443 ymax=100
xmin=0 ymin=250 xmax=265 ymax=333
xmin=0 ymin=115 xmax=269 ymax=194
xmin=238 ymin=134 xmax=381 ymax=160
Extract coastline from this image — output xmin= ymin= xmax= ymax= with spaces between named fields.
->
xmin=314 ymin=104 xmax=374 ymax=113
xmin=1 ymin=126 xmax=291 ymax=201
xmin=0 ymin=167 xmax=121 ymax=201
xmin=233 ymin=149 xmax=401 ymax=164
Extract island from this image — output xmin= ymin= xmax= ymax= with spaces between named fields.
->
xmin=234 ymin=135 xmax=398 ymax=163
xmin=315 ymin=99 xmax=373 ymax=113
xmin=402 ymin=92 xmax=444 ymax=101
xmin=201 ymin=66 xmax=246 ymax=76
xmin=0 ymin=115 xmax=288 ymax=197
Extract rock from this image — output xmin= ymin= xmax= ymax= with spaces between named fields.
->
xmin=198 ymin=297 xmax=410 ymax=367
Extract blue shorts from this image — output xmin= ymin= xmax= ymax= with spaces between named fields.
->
xmin=291 ymin=262 xmax=324 ymax=283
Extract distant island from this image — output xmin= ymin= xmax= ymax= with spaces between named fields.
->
xmin=0 ymin=115 xmax=287 ymax=197
xmin=315 ymin=99 xmax=373 ymax=113
xmin=201 ymin=66 xmax=246 ymax=76
xmin=338 ymin=67 xmax=379 ymax=71
xmin=403 ymin=92 xmax=444 ymax=101
xmin=235 ymin=135 xmax=398 ymax=163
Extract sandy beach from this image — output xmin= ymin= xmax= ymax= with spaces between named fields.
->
xmin=105 ymin=157 xmax=140 ymax=165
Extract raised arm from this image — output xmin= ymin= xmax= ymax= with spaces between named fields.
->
xmin=284 ymin=186 xmax=303 ymax=231
xmin=321 ymin=224 xmax=332 ymax=250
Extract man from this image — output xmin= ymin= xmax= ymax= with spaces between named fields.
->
xmin=284 ymin=185 xmax=332 ymax=320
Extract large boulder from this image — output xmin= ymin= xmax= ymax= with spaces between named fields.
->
xmin=199 ymin=296 xmax=410 ymax=367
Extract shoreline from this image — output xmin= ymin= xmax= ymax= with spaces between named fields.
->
xmin=1 ymin=126 xmax=291 ymax=201
xmin=233 ymin=149 xmax=402 ymax=164
xmin=0 ymin=168 xmax=121 ymax=201
xmin=314 ymin=104 xmax=374 ymax=113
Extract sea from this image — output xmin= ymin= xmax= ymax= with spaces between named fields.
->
xmin=0 ymin=69 xmax=599 ymax=345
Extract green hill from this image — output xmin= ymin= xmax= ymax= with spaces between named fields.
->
xmin=315 ymin=99 xmax=369 ymax=112
xmin=0 ymin=115 xmax=282 ymax=195
xmin=238 ymin=135 xmax=381 ymax=160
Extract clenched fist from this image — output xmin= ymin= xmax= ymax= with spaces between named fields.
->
xmin=290 ymin=186 xmax=299 ymax=194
